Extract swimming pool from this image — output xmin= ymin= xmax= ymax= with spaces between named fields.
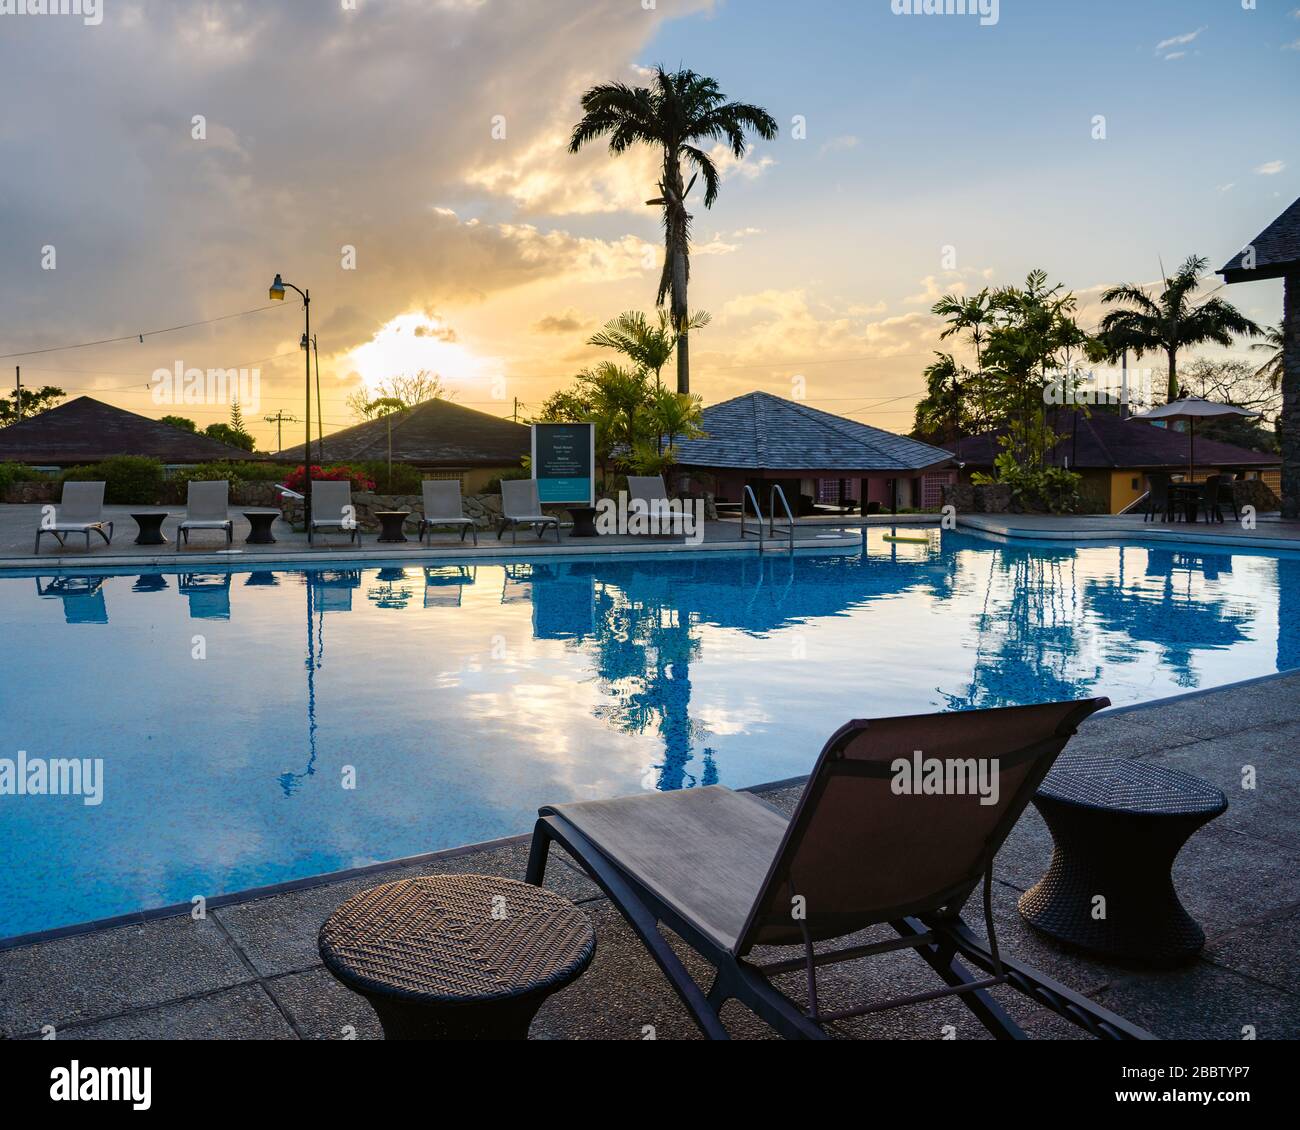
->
xmin=3 ymin=529 xmax=1298 ymax=940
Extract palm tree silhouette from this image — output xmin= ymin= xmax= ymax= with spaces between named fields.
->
xmin=1100 ymin=254 xmax=1262 ymax=402
xmin=569 ymin=67 xmax=776 ymax=394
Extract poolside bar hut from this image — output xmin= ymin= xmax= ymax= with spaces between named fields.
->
xmin=1220 ymin=195 xmax=1300 ymax=518
xmin=672 ymin=391 xmax=954 ymax=515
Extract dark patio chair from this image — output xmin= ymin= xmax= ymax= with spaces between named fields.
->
xmin=526 ymin=698 xmax=1154 ymax=1041
xmin=1196 ymin=474 xmax=1225 ymax=524
xmin=1218 ymin=473 xmax=1241 ymax=522
xmin=1143 ymin=473 xmax=1175 ymax=523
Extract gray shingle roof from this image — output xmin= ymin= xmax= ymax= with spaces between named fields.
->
xmin=1220 ymin=195 xmax=1300 ymax=283
xmin=279 ymin=397 xmax=529 ymax=466
xmin=0 ymin=397 xmax=265 ymax=465
xmin=673 ymin=391 xmax=953 ymax=473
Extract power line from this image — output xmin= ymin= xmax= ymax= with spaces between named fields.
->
xmin=0 ymin=303 xmax=294 ymax=360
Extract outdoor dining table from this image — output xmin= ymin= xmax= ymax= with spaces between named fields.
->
xmin=130 ymin=512 xmax=170 ymax=546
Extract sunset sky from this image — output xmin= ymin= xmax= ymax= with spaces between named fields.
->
xmin=1 ymin=0 xmax=1296 ymax=450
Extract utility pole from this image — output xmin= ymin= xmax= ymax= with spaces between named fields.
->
xmin=14 ymin=366 xmax=21 ymax=421
xmin=263 ymin=410 xmax=301 ymax=453
xmin=512 ymin=397 xmax=519 ymax=423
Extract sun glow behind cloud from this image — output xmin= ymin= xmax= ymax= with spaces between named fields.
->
xmin=346 ymin=313 xmax=504 ymax=398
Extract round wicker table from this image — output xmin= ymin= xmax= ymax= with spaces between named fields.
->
xmin=1018 ymin=755 xmax=1227 ymax=965
xmin=318 ymin=875 xmax=595 ymax=1040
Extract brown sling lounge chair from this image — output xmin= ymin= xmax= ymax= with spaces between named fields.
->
xmin=526 ymin=697 xmax=1154 ymax=1040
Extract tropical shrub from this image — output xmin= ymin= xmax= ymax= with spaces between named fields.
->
xmin=0 ymin=462 xmax=46 ymax=489
xmin=356 ymin=460 xmax=424 ymax=494
xmin=281 ymin=464 xmax=376 ymax=493
xmin=62 ymin=456 xmax=165 ymax=504
xmin=972 ymin=452 xmax=1084 ymax=515
xmin=483 ymin=468 xmax=531 ymax=494
xmin=172 ymin=460 xmax=291 ymax=485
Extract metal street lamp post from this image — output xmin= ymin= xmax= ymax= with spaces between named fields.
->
xmin=269 ymin=274 xmax=313 ymax=541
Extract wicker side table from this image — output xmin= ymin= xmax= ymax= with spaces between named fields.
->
xmin=319 ymin=874 xmax=595 ymax=1040
xmin=1018 ymin=755 xmax=1227 ymax=965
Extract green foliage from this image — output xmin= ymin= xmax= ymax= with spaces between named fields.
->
xmin=160 ymin=415 xmax=197 ymax=432
xmin=483 ymin=468 xmax=531 ymax=494
xmin=356 ymin=460 xmax=424 ymax=494
xmin=0 ymin=385 xmax=64 ymax=425
xmin=534 ymin=350 xmax=705 ymax=487
xmin=202 ymin=422 xmax=256 ymax=452
xmin=62 ymin=456 xmax=164 ymax=504
xmin=0 ymin=462 xmax=47 ymax=489
xmin=171 ymin=460 xmax=291 ymax=485
xmin=974 ymin=450 xmax=1085 ymax=515
xmin=913 ymin=271 xmax=1089 ymax=448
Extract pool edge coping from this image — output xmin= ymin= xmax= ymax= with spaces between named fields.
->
xmin=4 ymin=665 xmax=1297 ymax=954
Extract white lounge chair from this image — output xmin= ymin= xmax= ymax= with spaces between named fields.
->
xmin=177 ymin=480 xmax=233 ymax=550
xmin=419 ymin=480 xmax=478 ymax=546
xmin=310 ymin=480 xmax=360 ymax=545
xmin=627 ymin=474 xmax=681 ymax=537
xmin=34 ymin=481 xmax=115 ymax=553
xmin=498 ymin=479 xmax=560 ymax=544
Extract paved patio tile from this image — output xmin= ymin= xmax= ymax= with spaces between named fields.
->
xmin=265 ymin=967 xmax=384 ymax=1041
xmin=212 ymin=838 xmax=596 ymax=979
xmin=0 ymin=916 xmax=249 ymax=1038
xmin=1092 ymin=962 xmax=1300 ymax=1041
xmin=50 ymin=984 xmax=295 ymax=1040
xmin=1204 ymin=909 xmax=1300 ymax=996
xmin=1120 ymin=679 xmax=1300 ymax=743
xmin=1173 ymin=822 xmax=1300 ymax=937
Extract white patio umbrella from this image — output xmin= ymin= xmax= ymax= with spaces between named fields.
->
xmin=1128 ymin=394 xmax=1260 ymax=476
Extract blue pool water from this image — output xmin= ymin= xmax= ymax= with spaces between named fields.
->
xmin=3 ymin=530 xmax=1298 ymax=939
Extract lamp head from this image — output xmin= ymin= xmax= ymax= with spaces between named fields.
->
xmin=268 ymin=274 xmax=286 ymax=301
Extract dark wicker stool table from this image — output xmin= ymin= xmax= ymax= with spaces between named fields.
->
xmin=318 ymin=875 xmax=595 ymax=1040
xmin=1018 ymin=755 xmax=1227 ymax=965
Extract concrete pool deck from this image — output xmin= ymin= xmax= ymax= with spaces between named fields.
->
xmin=2 ymin=673 xmax=1297 ymax=1040
xmin=0 ymin=504 xmax=876 ymax=571
xmin=5 ymin=502 xmax=1300 ymax=574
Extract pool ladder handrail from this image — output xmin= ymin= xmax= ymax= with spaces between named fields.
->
xmin=739 ymin=484 xmax=764 ymax=548
xmin=769 ymin=484 xmax=795 ymax=553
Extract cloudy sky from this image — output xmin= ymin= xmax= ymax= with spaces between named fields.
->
xmin=1 ymin=0 xmax=1296 ymax=449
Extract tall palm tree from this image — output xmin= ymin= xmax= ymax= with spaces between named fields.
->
xmin=1099 ymin=254 xmax=1262 ymax=402
xmin=1252 ymin=324 xmax=1284 ymax=389
xmin=570 ymin=67 xmax=777 ymax=395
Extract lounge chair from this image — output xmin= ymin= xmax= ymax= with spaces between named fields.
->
xmin=310 ymin=480 xmax=360 ymax=545
xmin=33 ymin=481 xmax=115 ymax=554
xmin=177 ymin=480 xmax=233 ymax=550
xmin=498 ymin=479 xmax=560 ymax=544
xmin=526 ymin=697 xmax=1154 ymax=1041
xmin=418 ymin=480 xmax=478 ymax=546
xmin=626 ymin=474 xmax=680 ymax=536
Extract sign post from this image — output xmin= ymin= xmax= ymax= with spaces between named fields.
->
xmin=531 ymin=422 xmax=595 ymax=506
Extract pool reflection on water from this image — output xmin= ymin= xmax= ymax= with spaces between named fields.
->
xmin=2 ymin=531 xmax=1297 ymax=938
